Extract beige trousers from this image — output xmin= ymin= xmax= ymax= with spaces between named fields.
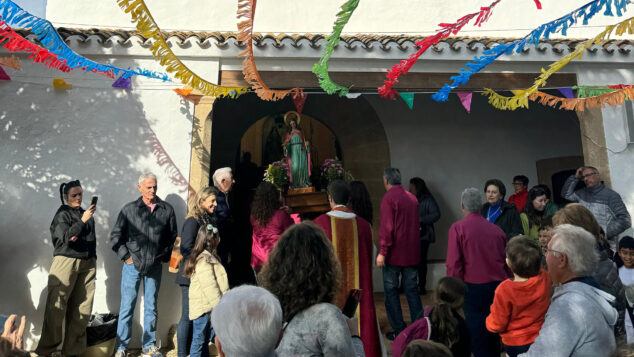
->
xmin=35 ymin=256 xmax=96 ymax=356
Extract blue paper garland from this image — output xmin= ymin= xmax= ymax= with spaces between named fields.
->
xmin=431 ymin=0 xmax=630 ymax=102
xmin=0 ymin=0 xmax=170 ymax=81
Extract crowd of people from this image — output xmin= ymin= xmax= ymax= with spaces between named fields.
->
xmin=1 ymin=165 xmax=633 ymax=357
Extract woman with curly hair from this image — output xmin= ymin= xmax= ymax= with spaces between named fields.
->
xmin=250 ymin=182 xmax=294 ymax=272
xmin=259 ymin=222 xmax=360 ymax=356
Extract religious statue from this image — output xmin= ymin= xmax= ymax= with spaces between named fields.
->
xmin=282 ymin=111 xmax=311 ymax=188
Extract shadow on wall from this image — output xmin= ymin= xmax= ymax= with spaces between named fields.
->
xmin=0 ymin=64 xmax=189 ymax=349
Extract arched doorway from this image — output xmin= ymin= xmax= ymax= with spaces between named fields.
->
xmin=210 ymin=92 xmax=391 ymax=227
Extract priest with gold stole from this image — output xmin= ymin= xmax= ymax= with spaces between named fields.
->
xmin=313 ymin=180 xmax=381 ymax=357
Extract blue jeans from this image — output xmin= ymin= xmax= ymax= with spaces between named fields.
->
xmin=382 ymin=264 xmax=422 ymax=333
xmin=115 ymin=263 xmax=162 ymax=352
xmin=464 ymin=281 xmax=501 ymax=357
xmin=190 ymin=313 xmax=210 ymax=357
xmin=177 ymin=285 xmax=192 ymax=357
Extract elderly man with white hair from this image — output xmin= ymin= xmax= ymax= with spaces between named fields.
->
xmin=522 ymin=224 xmax=618 ymax=357
xmin=110 ymin=173 xmax=178 ymax=357
xmin=211 ymin=285 xmax=282 ymax=357
xmin=446 ymin=187 xmax=510 ymax=357
xmin=213 ymin=167 xmax=234 ymax=266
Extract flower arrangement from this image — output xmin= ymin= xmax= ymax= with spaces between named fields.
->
xmin=263 ymin=160 xmax=290 ymax=189
xmin=320 ymin=158 xmax=352 ymax=183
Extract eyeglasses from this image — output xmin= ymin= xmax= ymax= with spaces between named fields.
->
xmin=544 ymin=248 xmax=564 ymax=257
xmin=582 ymin=173 xmax=597 ymax=179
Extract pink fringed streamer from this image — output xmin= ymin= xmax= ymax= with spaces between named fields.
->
xmin=378 ymin=0 xmax=545 ymax=99
xmin=293 ymin=93 xmax=307 ymax=114
xmin=237 ymin=0 xmax=302 ymax=101
xmin=0 ymin=19 xmax=71 ymax=72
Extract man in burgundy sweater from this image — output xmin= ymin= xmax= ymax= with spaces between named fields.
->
xmin=377 ymin=168 xmax=422 ymax=340
xmin=447 ymin=187 xmax=511 ymax=357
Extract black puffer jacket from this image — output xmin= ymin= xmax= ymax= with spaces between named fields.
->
xmin=480 ymin=201 xmax=523 ymax=239
xmin=50 ymin=205 xmax=96 ymax=259
xmin=110 ymin=197 xmax=178 ymax=274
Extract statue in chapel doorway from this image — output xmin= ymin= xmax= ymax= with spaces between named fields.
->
xmin=283 ymin=111 xmax=312 ymax=188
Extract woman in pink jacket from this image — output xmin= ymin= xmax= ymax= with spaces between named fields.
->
xmin=250 ymin=182 xmax=294 ymax=272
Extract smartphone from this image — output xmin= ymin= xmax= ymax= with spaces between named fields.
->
xmin=91 ymin=196 xmax=98 ymax=207
xmin=342 ymin=289 xmax=362 ymax=318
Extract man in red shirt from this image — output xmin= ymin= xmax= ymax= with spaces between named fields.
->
xmin=447 ymin=187 xmax=510 ymax=357
xmin=508 ymin=175 xmax=529 ymax=213
xmin=377 ymin=168 xmax=422 ymax=340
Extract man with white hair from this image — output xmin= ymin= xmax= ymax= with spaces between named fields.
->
xmin=523 ymin=224 xmax=618 ymax=356
xmin=213 ymin=167 xmax=234 ymax=266
xmin=110 ymin=173 xmax=178 ymax=357
xmin=446 ymin=187 xmax=510 ymax=357
xmin=211 ymin=285 xmax=282 ymax=357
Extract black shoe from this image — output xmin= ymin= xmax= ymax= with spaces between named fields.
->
xmin=386 ymin=331 xmax=398 ymax=341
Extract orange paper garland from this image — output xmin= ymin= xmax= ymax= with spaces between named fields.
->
xmin=529 ymin=86 xmax=634 ymax=112
xmin=237 ymin=0 xmax=302 ymax=101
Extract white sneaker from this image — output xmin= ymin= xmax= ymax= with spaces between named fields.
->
xmin=142 ymin=346 xmax=162 ymax=357
xmin=113 ymin=350 xmax=126 ymax=357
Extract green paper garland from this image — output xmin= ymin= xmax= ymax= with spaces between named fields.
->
xmin=312 ymin=0 xmax=360 ymax=97
xmin=573 ymin=86 xmax=619 ymax=98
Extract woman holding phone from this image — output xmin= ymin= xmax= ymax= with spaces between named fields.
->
xmin=35 ymin=180 xmax=97 ymax=357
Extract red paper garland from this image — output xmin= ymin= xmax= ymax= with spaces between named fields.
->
xmin=378 ymin=0 xmax=503 ymax=99
xmin=0 ymin=19 xmax=71 ymax=72
xmin=237 ymin=0 xmax=302 ymax=101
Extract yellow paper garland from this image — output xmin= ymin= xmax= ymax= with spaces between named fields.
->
xmin=117 ymin=0 xmax=248 ymax=98
xmin=483 ymin=17 xmax=634 ymax=110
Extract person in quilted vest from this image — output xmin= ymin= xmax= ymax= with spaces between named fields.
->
xmin=184 ymin=224 xmax=229 ymax=357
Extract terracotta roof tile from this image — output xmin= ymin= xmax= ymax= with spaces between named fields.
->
xmin=14 ymin=28 xmax=633 ymax=54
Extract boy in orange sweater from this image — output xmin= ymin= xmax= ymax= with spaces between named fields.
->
xmin=485 ymin=236 xmax=552 ymax=357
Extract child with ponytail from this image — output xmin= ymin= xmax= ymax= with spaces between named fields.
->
xmin=184 ymin=224 xmax=229 ymax=357
xmin=392 ymin=277 xmax=471 ymax=357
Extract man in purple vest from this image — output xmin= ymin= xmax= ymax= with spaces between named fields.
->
xmin=377 ymin=167 xmax=422 ymax=340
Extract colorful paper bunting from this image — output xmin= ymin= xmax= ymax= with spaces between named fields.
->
xmin=0 ymin=54 xmax=19 ymax=70
xmin=312 ymin=0 xmax=359 ymax=96
xmin=112 ymin=75 xmax=131 ymax=89
xmin=431 ymin=0 xmax=630 ymax=102
xmin=530 ymin=86 xmax=634 ymax=112
xmin=116 ymin=0 xmax=248 ymax=98
xmin=293 ymin=93 xmax=308 ymax=114
xmin=457 ymin=92 xmax=473 ymax=113
xmin=0 ymin=65 xmax=9 ymax=80
xmin=173 ymin=88 xmax=193 ymax=97
xmin=0 ymin=20 xmax=71 ymax=73
xmin=345 ymin=93 xmax=362 ymax=99
xmin=482 ymin=17 xmax=634 ymax=110
xmin=379 ymin=0 xmax=504 ymax=99
xmin=53 ymin=78 xmax=71 ymax=88
xmin=574 ymin=85 xmax=619 ymax=97
xmin=558 ymin=88 xmax=575 ymax=99
xmin=237 ymin=0 xmax=302 ymax=101
xmin=0 ymin=0 xmax=169 ymax=81
xmin=533 ymin=0 xmax=543 ymax=9
xmin=399 ymin=93 xmax=415 ymax=110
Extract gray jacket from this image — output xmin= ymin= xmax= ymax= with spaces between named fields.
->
xmin=561 ymin=175 xmax=631 ymax=239
xmin=521 ymin=281 xmax=617 ymax=357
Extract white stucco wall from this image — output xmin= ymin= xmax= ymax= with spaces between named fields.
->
xmin=0 ymin=56 xmax=199 ymax=349
xmin=41 ymin=0 xmax=633 ymax=39
xmin=577 ymin=65 xmax=634 ymax=238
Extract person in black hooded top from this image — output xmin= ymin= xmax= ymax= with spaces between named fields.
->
xmin=35 ymin=180 xmax=97 ymax=357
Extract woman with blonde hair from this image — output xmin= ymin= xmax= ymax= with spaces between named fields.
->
xmin=175 ymin=186 xmax=220 ymax=357
xmin=553 ymin=203 xmax=627 ymax=343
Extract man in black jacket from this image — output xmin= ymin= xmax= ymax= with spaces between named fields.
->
xmin=110 ymin=173 xmax=177 ymax=357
